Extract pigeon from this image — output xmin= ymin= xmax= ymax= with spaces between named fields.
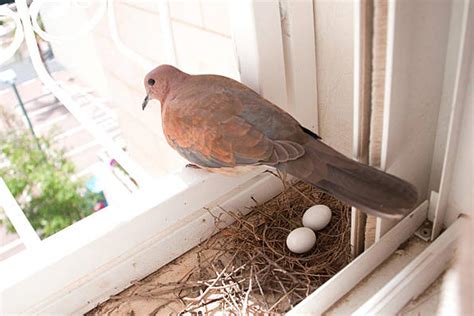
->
xmin=142 ymin=65 xmax=418 ymax=219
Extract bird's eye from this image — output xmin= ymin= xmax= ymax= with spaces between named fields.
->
xmin=148 ymin=78 xmax=156 ymax=86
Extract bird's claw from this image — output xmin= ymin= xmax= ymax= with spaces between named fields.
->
xmin=185 ymin=163 xmax=201 ymax=169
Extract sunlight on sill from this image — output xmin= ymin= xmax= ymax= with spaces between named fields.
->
xmin=0 ymin=166 xmax=265 ymax=290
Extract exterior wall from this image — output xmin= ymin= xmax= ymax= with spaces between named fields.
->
xmin=312 ymin=0 xmax=354 ymax=157
xmin=429 ymin=0 xmax=470 ymax=193
xmin=383 ymin=0 xmax=451 ymax=201
xmin=446 ymin=63 xmax=473 ymax=224
xmin=169 ymin=0 xmax=239 ymax=79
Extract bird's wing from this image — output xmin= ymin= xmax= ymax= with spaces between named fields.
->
xmin=163 ymin=91 xmax=305 ymax=168
xmin=192 ymin=75 xmax=320 ymax=142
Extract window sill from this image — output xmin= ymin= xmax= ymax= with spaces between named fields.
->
xmin=0 ymin=167 xmax=284 ymax=314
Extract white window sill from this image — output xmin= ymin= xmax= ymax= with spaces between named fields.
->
xmin=0 ymin=167 xmax=284 ymax=314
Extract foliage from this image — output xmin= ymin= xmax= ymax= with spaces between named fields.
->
xmin=0 ymin=131 xmax=98 ymax=238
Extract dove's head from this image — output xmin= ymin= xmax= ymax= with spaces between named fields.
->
xmin=142 ymin=64 xmax=188 ymax=110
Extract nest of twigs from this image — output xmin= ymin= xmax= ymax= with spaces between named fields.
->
xmin=89 ymin=180 xmax=352 ymax=315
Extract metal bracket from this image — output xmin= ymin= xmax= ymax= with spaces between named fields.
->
xmin=414 ymin=190 xmax=439 ymax=242
xmin=415 ymin=219 xmax=433 ymax=241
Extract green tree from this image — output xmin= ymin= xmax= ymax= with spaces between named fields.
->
xmin=0 ymin=131 xmax=98 ymax=238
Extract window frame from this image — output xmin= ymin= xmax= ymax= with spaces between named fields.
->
xmin=0 ymin=168 xmax=285 ymax=314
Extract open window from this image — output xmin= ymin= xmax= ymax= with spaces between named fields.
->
xmin=0 ymin=0 xmax=472 ymax=314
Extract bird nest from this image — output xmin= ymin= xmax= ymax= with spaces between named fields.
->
xmin=89 ymin=180 xmax=352 ymax=315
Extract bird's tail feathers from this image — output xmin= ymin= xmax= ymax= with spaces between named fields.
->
xmin=277 ymin=140 xmax=418 ymax=219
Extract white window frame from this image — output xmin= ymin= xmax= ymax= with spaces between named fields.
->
xmin=292 ymin=0 xmax=472 ymax=312
xmin=0 ymin=166 xmax=285 ymax=314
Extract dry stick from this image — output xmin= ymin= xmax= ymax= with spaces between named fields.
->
xmin=254 ymin=272 xmax=269 ymax=310
xmin=109 ymin=286 xmax=198 ymax=301
xmin=151 ymin=280 xmax=202 ymax=288
xmin=203 ymin=279 xmax=246 ymax=290
xmin=305 ymin=276 xmax=312 ymax=297
xmin=242 ymin=266 xmax=253 ymax=314
xmin=175 ymin=270 xmax=199 ymax=301
xmin=217 ymin=206 xmax=258 ymax=235
xmin=148 ymin=302 xmax=169 ymax=316
xmin=109 ymin=281 xmax=145 ymax=301
xmin=273 ymin=271 xmax=294 ymax=310
xmin=288 ymin=183 xmax=316 ymax=204
xmin=223 ymin=281 xmax=242 ymax=315
xmin=268 ymin=288 xmax=295 ymax=312
xmin=188 ymin=248 xmax=241 ymax=304
xmin=108 ymin=301 xmax=128 ymax=316
xmin=104 ymin=305 xmax=119 ymax=316
xmin=113 ymin=291 xmax=182 ymax=302
xmin=222 ymin=297 xmax=228 ymax=315
xmin=183 ymin=296 xmax=226 ymax=313
xmin=222 ymin=295 xmax=232 ymax=315
xmin=258 ymin=200 xmax=300 ymax=227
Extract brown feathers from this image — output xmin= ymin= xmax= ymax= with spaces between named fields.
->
xmin=143 ymin=65 xmax=418 ymax=218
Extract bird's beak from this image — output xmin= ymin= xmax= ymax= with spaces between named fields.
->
xmin=142 ymin=93 xmax=149 ymax=111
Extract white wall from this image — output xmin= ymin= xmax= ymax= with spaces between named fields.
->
xmin=312 ymin=0 xmax=354 ymax=156
xmin=429 ymin=0 xmax=471 ymax=192
xmin=382 ymin=0 xmax=452 ymax=201
xmin=170 ymin=0 xmax=239 ymax=79
xmin=445 ymin=62 xmax=473 ymax=224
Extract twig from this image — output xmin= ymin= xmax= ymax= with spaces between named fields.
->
xmin=268 ymin=288 xmax=295 ymax=312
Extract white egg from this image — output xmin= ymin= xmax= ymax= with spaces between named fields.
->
xmin=286 ymin=227 xmax=316 ymax=254
xmin=302 ymin=204 xmax=332 ymax=231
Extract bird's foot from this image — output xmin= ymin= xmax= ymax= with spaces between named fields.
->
xmin=185 ymin=163 xmax=202 ymax=169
